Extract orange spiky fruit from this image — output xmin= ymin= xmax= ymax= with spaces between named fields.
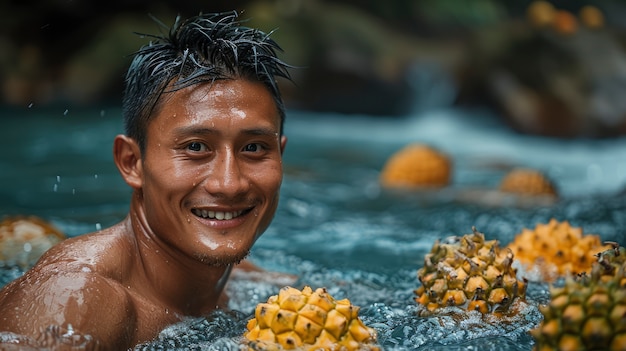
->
xmin=380 ymin=144 xmax=451 ymax=188
xmin=244 ymin=286 xmax=379 ymax=351
xmin=531 ymin=243 xmax=626 ymax=350
xmin=415 ymin=228 xmax=527 ymax=316
xmin=506 ymin=219 xmax=612 ymax=282
xmin=499 ymin=168 xmax=558 ymax=197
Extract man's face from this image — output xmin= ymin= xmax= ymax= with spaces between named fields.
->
xmin=139 ymin=79 xmax=286 ymax=266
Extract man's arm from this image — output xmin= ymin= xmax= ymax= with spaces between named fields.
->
xmin=0 ymin=268 xmax=136 ymax=350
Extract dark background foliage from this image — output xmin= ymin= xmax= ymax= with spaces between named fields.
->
xmin=3 ymin=0 xmax=626 ymax=137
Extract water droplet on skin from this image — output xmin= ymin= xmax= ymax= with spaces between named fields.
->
xmin=187 ymin=217 xmax=191 ymax=223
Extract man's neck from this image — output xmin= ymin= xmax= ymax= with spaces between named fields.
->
xmin=124 ymin=205 xmax=232 ymax=316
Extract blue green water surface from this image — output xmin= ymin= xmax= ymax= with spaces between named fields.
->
xmin=1 ymin=106 xmax=626 ymax=350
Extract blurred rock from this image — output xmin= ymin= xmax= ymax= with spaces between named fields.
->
xmin=247 ymin=0 xmax=466 ymax=116
xmin=0 ymin=0 xmax=247 ymax=107
xmin=458 ymin=2 xmax=626 ymax=138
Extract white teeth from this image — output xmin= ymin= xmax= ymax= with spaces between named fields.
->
xmin=193 ymin=209 xmax=244 ymax=220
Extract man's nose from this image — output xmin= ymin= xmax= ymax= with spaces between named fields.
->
xmin=204 ymin=151 xmax=250 ymax=196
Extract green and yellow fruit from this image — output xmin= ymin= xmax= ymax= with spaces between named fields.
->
xmin=506 ymin=219 xmax=612 ymax=282
xmin=531 ymin=243 xmax=626 ymax=351
xmin=593 ymin=242 xmax=626 ymax=286
xmin=380 ymin=143 xmax=451 ymax=188
xmin=244 ymin=286 xmax=379 ymax=351
xmin=415 ymin=228 xmax=527 ymax=315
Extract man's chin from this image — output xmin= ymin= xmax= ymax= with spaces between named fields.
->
xmin=194 ymin=250 xmax=250 ymax=267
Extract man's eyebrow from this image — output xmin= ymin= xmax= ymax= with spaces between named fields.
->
xmin=172 ymin=126 xmax=279 ymax=137
xmin=241 ymin=127 xmax=279 ymax=136
xmin=172 ymin=126 xmax=218 ymax=137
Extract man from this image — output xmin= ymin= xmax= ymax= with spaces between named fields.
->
xmin=0 ymin=11 xmax=292 ymax=350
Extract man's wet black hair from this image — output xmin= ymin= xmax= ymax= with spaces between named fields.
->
xmin=122 ymin=11 xmax=292 ymax=152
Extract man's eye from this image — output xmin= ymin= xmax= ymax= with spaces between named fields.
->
xmin=187 ymin=142 xmax=207 ymax=152
xmin=243 ymin=143 xmax=261 ymax=152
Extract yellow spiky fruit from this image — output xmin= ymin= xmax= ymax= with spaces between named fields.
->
xmin=506 ymin=219 xmax=612 ymax=282
xmin=499 ymin=168 xmax=558 ymax=197
xmin=244 ymin=286 xmax=379 ymax=351
xmin=379 ymin=144 xmax=451 ymax=188
xmin=0 ymin=215 xmax=66 ymax=268
xmin=531 ymin=243 xmax=626 ymax=350
xmin=414 ymin=228 xmax=527 ymax=316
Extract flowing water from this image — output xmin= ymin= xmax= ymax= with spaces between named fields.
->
xmin=1 ymin=105 xmax=626 ymax=350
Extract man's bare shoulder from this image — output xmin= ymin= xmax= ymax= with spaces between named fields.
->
xmin=35 ymin=221 xmax=135 ymax=276
xmin=0 ymin=222 xmax=138 ymax=348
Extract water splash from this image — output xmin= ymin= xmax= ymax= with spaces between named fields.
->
xmin=134 ymin=310 xmax=248 ymax=351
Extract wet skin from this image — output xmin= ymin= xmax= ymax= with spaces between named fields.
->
xmin=0 ymin=79 xmax=287 ymax=349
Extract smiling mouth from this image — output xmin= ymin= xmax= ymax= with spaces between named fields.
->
xmin=191 ymin=208 xmax=249 ymax=220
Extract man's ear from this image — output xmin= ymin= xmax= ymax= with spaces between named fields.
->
xmin=280 ymin=135 xmax=287 ymax=155
xmin=113 ymin=135 xmax=143 ymax=189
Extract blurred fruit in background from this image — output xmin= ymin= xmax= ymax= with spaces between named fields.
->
xmin=499 ymin=168 xmax=558 ymax=198
xmin=0 ymin=216 xmax=65 ymax=268
xmin=380 ymin=143 xmax=452 ymax=189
